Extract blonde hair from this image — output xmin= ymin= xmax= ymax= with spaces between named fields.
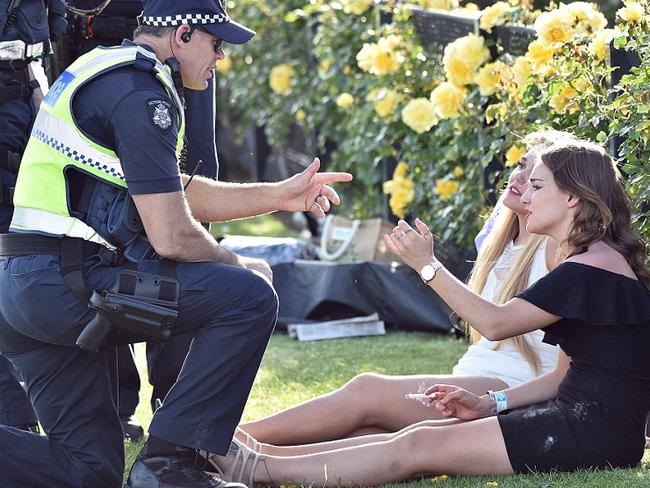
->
xmin=466 ymin=209 xmax=547 ymax=374
xmin=464 ymin=132 xmax=568 ymax=373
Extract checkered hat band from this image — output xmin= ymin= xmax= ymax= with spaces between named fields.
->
xmin=140 ymin=13 xmax=230 ymax=27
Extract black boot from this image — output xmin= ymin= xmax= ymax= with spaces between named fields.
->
xmin=125 ymin=441 xmax=247 ymax=488
xmin=120 ymin=415 xmax=144 ymax=442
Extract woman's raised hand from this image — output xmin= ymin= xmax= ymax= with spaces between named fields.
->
xmin=384 ymin=218 xmax=436 ymax=272
xmin=424 ymin=384 xmax=493 ymax=421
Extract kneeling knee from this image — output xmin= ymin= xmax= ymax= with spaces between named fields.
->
xmin=243 ymin=273 xmax=279 ymax=326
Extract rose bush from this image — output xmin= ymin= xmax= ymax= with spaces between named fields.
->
xmin=217 ymin=0 xmax=650 ymax=251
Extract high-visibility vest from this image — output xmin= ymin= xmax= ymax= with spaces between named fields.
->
xmin=11 ymin=44 xmax=185 ymax=249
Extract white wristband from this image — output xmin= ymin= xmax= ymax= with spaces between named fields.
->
xmin=488 ymin=390 xmax=508 ymax=413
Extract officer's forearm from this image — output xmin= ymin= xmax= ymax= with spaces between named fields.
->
xmin=153 ymin=218 xmax=239 ymax=264
xmin=182 ymin=175 xmax=281 ymax=222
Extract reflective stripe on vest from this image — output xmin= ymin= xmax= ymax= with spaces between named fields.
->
xmin=11 ymin=45 xmax=185 ymax=245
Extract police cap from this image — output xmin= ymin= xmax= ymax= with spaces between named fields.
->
xmin=138 ymin=0 xmax=255 ymax=45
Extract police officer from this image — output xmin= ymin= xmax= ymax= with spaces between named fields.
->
xmin=51 ymin=0 xmax=224 ymax=441
xmin=0 ymin=0 xmax=67 ymax=433
xmin=0 ymin=0 xmax=352 ymax=486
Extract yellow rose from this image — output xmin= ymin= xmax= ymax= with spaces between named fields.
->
xmin=459 ymin=33 xmax=491 ymax=68
xmin=485 ymin=102 xmax=508 ymax=124
xmin=589 ymin=29 xmax=616 ymax=60
xmin=480 ymin=1 xmax=511 ymax=33
xmin=415 ymin=0 xmax=459 ymax=10
xmin=341 ymin=0 xmax=373 ymax=15
xmin=549 ymin=85 xmax=578 ymax=113
xmin=356 ymin=43 xmax=378 ymax=72
xmin=394 ymin=161 xmax=409 ymax=178
xmin=512 ymin=56 xmax=532 ymax=88
xmin=453 ymin=166 xmax=464 ymax=177
xmin=402 ymin=98 xmax=438 ymax=133
xmin=295 ymin=109 xmax=306 ymax=122
xmin=381 ymin=34 xmax=404 ymax=50
xmin=618 ymin=2 xmax=644 ymax=22
xmin=374 ymin=89 xmax=400 ymax=117
xmin=383 ymin=176 xmax=415 ymax=219
xmin=435 ymin=179 xmax=460 ymax=200
xmin=505 ymin=145 xmax=525 ymax=167
xmin=565 ymin=2 xmax=607 ymax=34
xmin=374 ymin=49 xmax=400 ymax=75
xmin=389 ymin=189 xmax=414 ymax=218
xmin=356 ymin=41 xmax=402 ymax=75
xmin=475 ymin=61 xmax=504 ymax=97
xmin=526 ymin=40 xmax=556 ymax=69
xmin=534 ymin=9 xmax=575 ymax=45
xmin=336 ymin=93 xmax=355 ymax=108
xmin=444 ymin=56 xmax=476 ymax=87
xmin=318 ymin=58 xmax=334 ymax=76
xmin=216 ymin=56 xmax=232 ymax=74
xmin=430 ymin=82 xmax=465 ymax=118
xmin=443 ymin=34 xmax=490 ymax=86
xmin=269 ymin=63 xmax=294 ymax=94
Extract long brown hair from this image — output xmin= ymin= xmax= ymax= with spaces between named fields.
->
xmin=538 ymin=137 xmax=650 ymax=289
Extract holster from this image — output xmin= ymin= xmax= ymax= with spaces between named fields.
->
xmin=0 ymin=234 xmax=179 ymax=353
xmin=76 ymin=266 xmax=179 ymax=352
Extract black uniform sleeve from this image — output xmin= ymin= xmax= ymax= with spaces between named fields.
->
xmin=110 ymin=89 xmax=183 ymax=195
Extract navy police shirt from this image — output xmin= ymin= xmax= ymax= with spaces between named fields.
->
xmin=71 ymin=43 xmax=183 ymax=195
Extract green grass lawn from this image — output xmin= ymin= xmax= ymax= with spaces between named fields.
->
xmin=125 ymin=331 xmax=650 ymax=487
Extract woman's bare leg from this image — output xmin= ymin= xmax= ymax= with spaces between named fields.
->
xmin=256 ymin=418 xmax=464 ymax=456
xmin=222 ymin=417 xmax=513 ymax=486
xmin=240 ymin=373 xmax=508 ymax=445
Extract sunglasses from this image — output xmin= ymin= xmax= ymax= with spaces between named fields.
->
xmin=195 ymin=26 xmax=224 ymax=53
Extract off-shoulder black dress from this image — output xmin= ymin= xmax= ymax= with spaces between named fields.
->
xmin=497 ymin=262 xmax=650 ymax=473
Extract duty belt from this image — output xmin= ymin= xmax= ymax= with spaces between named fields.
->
xmin=0 ymin=233 xmax=177 ymax=350
xmin=0 ymin=40 xmax=46 ymax=61
xmin=0 ymin=65 xmax=38 ymax=103
xmin=0 ymin=233 xmax=124 ymax=300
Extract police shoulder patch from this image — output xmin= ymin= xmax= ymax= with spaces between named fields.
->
xmin=146 ymin=98 xmax=174 ymax=131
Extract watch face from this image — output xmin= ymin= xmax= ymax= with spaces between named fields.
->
xmin=421 ymin=265 xmax=435 ymax=282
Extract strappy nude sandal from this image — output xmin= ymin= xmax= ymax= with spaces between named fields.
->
xmin=209 ymin=438 xmax=262 ymax=488
xmin=234 ymin=427 xmax=263 ymax=453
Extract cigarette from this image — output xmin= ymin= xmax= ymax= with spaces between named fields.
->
xmin=404 ymin=392 xmax=432 ymax=407
xmin=404 ymin=393 xmax=427 ymax=400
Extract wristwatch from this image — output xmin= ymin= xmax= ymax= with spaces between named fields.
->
xmin=419 ymin=261 xmax=443 ymax=284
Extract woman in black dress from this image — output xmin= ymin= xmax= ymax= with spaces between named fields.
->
xmin=209 ymin=133 xmax=650 ymax=486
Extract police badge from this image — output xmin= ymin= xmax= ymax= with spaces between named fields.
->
xmin=146 ymin=98 xmax=174 ymax=131
xmin=153 ymin=102 xmax=172 ymax=129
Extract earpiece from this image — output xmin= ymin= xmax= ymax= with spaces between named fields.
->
xmin=181 ymin=28 xmax=194 ymax=43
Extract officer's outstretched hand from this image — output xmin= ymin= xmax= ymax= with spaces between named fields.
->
xmin=279 ymin=158 xmax=353 ymax=218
